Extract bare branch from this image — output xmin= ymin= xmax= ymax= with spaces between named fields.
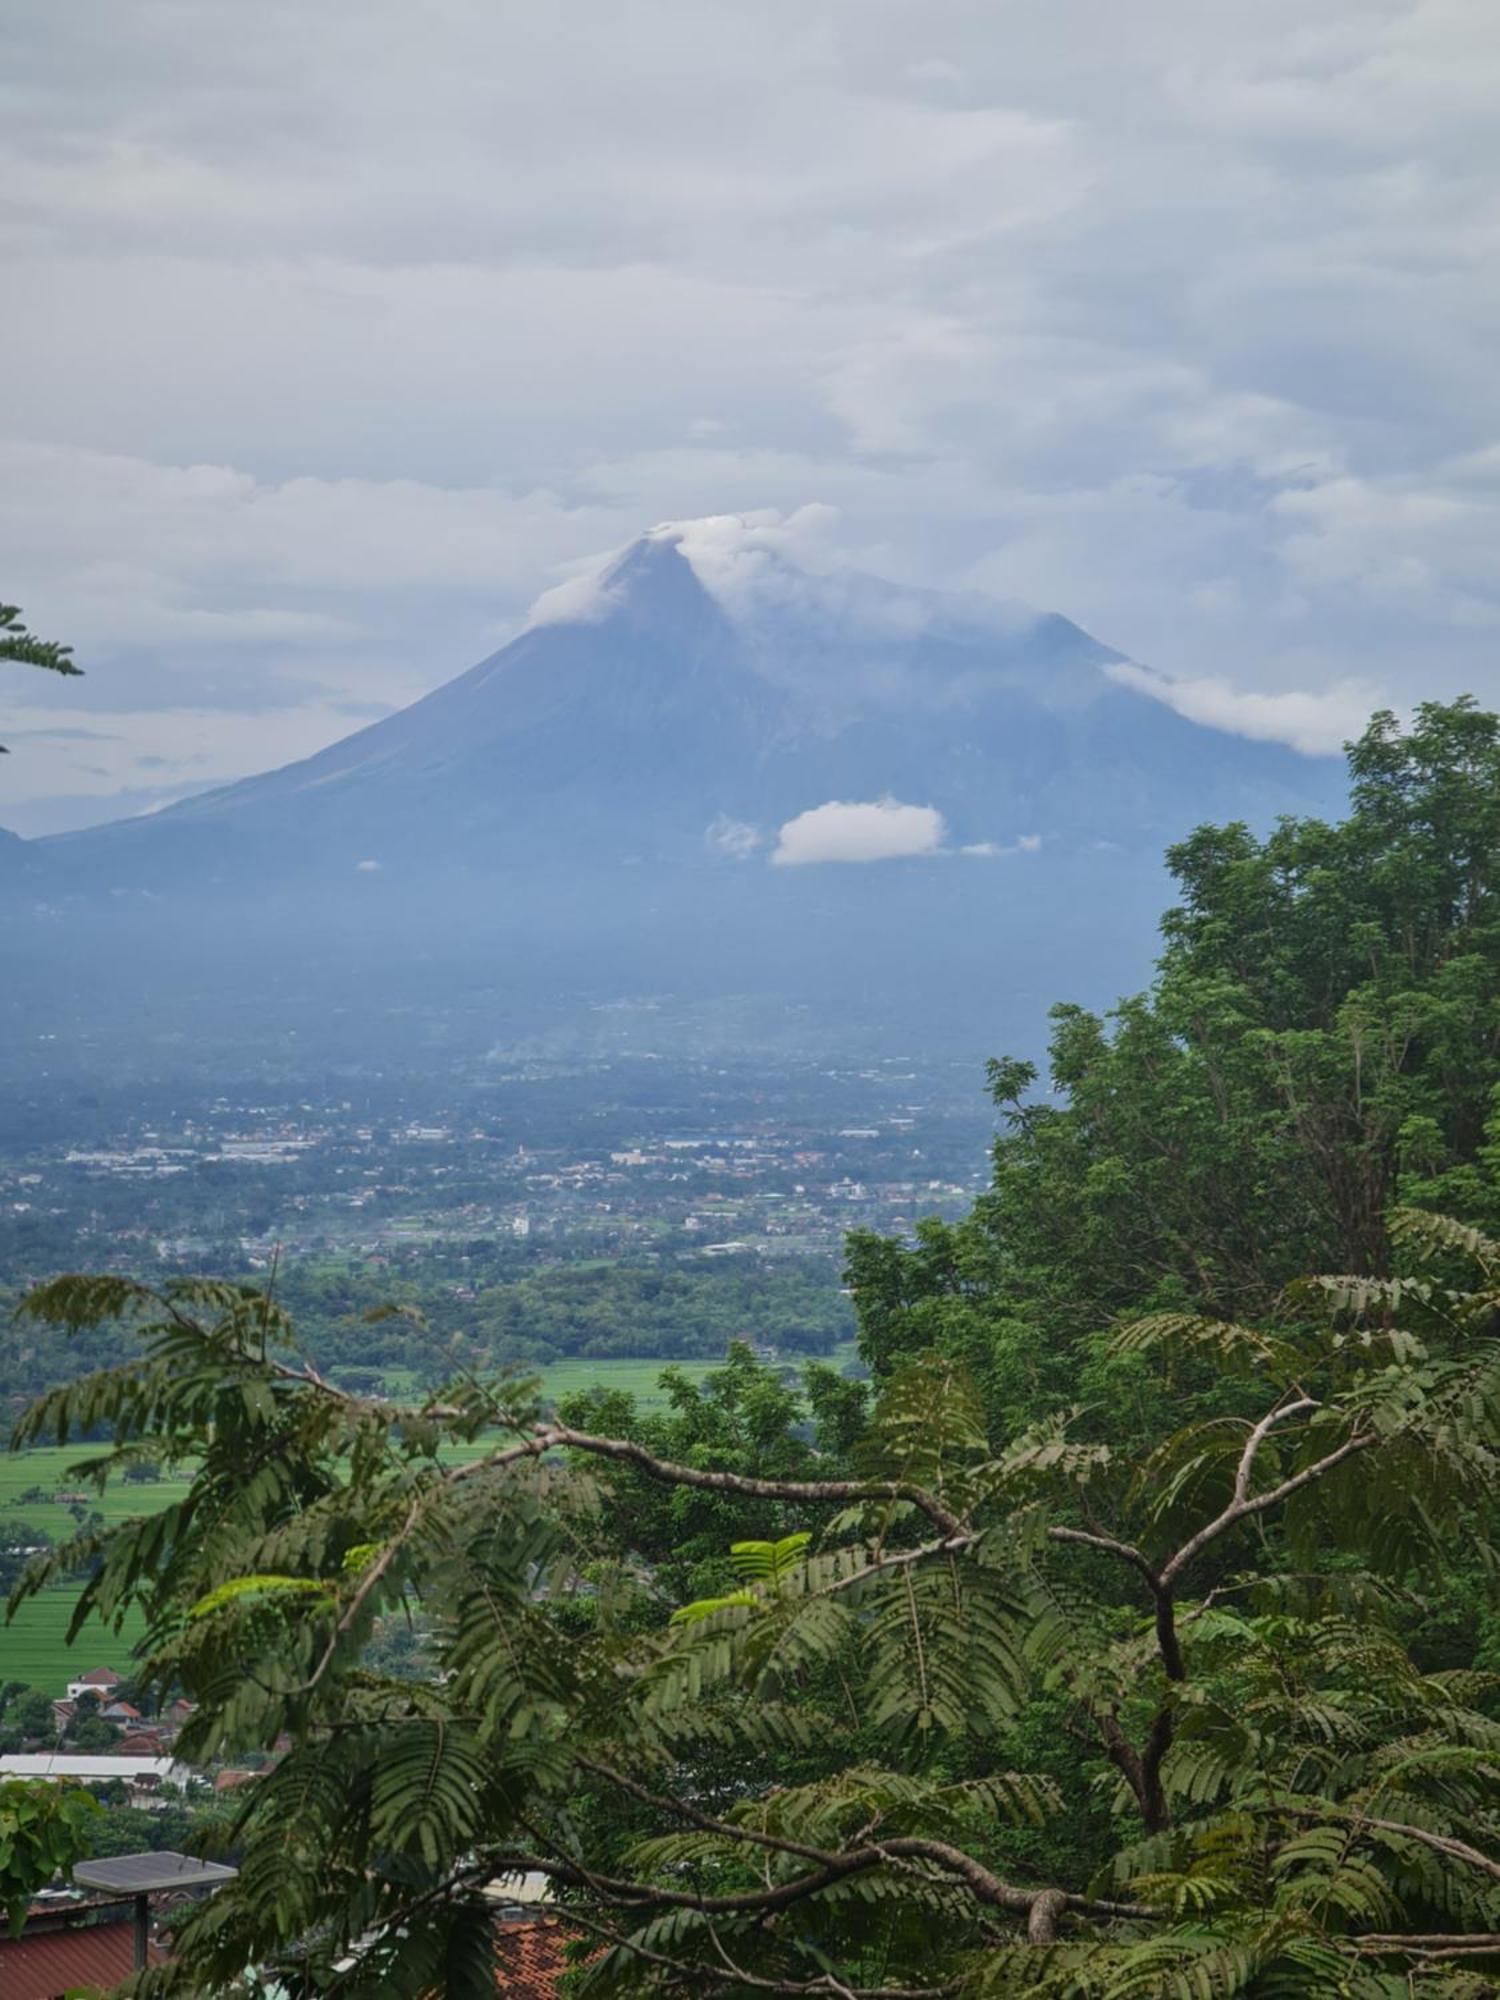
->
xmin=1159 ymin=1409 xmax=1374 ymax=1589
xmin=549 ymin=1899 xmax=964 ymax=1997
xmin=1232 ymin=1397 xmax=1318 ymax=1504
xmin=1046 ymin=1525 xmax=1157 ymax=1585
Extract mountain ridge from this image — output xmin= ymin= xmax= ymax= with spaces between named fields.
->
xmin=0 ymin=525 xmax=1348 ymax=1066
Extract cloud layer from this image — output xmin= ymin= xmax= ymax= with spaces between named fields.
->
xmin=5 ymin=2 xmax=1500 ymax=829
xmin=1106 ymin=665 xmax=1383 ymax=756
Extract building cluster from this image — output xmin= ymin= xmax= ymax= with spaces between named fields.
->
xmin=4 ymin=1088 xmax=981 ymax=1283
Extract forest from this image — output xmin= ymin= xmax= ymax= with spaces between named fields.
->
xmin=8 ymin=700 xmax=1500 ymax=1996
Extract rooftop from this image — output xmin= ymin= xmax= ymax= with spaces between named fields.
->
xmin=495 ymin=1916 xmax=570 ymax=1995
xmin=73 ymin=1852 xmax=239 ymax=1896
xmin=0 ymin=1904 xmax=161 ymax=2000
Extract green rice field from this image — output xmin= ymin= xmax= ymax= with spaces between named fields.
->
xmin=1 ymin=1586 xmax=149 ymax=1696
xmin=1 ymin=1348 xmax=857 ymax=1693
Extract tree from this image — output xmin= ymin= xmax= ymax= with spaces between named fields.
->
xmin=0 ymin=1780 xmax=98 ymax=1933
xmin=72 ymin=1714 xmax=120 ymax=1752
xmin=82 ymin=1799 xmax=204 ymax=1860
xmin=1 ymin=603 xmax=81 ymax=754
xmin=554 ymin=1342 xmax=848 ymax=1600
xmin=6 ymin=1243 xmax=1498 ymax=1997
xmin=7 ymin=1688 xmax=58 ymax=1743
xmin=847 ymin=699 xmax=1500 ymax=1428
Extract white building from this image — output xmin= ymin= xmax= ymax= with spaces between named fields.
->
xmin=65 ymin=1667 xmax=123 ymax=1702
xmin=0 ymin=1754 xmax=191 ymax=1789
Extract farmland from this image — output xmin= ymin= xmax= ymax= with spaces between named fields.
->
xmin=1 ymin=1349 xmax=851 ymax=1693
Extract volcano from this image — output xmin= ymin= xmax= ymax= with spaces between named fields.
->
xmin=0 ymin=524 xmax=1346 ymax=1068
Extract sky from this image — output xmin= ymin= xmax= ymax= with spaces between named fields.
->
xmin=3 ymin=0 xmax=1499 ymax=834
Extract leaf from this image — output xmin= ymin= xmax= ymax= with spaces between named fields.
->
xmin=188 ymin=1574 xmax=338 ymax=1619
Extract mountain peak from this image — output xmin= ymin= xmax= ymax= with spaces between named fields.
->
xmin=602 ymin=529 xmax=713 ymax=610
xmin=523 ymin=528 xmax=720 ymax=641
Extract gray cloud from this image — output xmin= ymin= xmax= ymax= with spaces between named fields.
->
xmin=3 ymin=0 xmax=1499 ymax=831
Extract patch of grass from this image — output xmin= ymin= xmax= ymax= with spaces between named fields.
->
xmin=3 ymin=1585 xmax=148 ymax=1698
xmin=0 ymin=1448 xmax=195 ymax=1544
xmin=538 ymin=1355 xmax=719 ymax=1410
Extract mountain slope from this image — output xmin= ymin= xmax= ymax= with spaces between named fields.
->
xmin=1 ymin=526 xmax=1347 ymax=1065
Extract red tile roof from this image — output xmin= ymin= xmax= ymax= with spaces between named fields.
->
xmin=0 ymin=1909 xmax=159 ymax=2000
xmin=115 ymin=1730 xmax=168 ymax=1755
xmin=495 ymin=1917 xmax=571 ymax=1994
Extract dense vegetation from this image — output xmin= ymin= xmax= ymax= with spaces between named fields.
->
xmin=6 ymin=701 xmax=1500 ymax=1994
xmin=0 ymin=1255 xmax=852 ymax=1417
xmin=849 ymin=699 xmax=1500 ymax=1427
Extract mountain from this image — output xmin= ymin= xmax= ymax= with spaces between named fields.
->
xmin=0 ymin=526 xmax=1347 ymax=1071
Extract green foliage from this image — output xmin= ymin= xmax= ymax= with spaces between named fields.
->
xmin=0 ymin=1779 xmax=98 ymax=1933
xmin=848 ymin=700 xmax=1500 ymax=1437
xmin=4 ymin=1202 xmax=1497 ymax=1996
xmin=1 ymin=602 xmax=81 ymax=756
xmin=5 ymin=1687 xmax=58 ymax=1741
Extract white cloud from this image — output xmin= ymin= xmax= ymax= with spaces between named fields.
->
xmin=1107 ymin=663 xmax=1383 ymax=756
xmin=961 ymin=834 xmax=1042 ymax=858
xmin=355 ymin=858 xmax=382 ymax=871
xmin=524 ymin=569 xmax=623 ymax=630
xmin=705 ymin=814 xmax=764 ymax=859
xmin=526 ymin=506 xmax=1042 ymax=659
xmin=771 ymin=798 xmax=947 ymax=866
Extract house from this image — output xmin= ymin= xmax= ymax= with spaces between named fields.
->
xmin=114 ymin=1730 xmax=168 ymax=1757
xmin=100 ymin=1701 xmax=143 ymax=1724
xmin=0 ymin=1897 xmax=164 ymax=1998
xmin=65 ymin=1667 xmax=123 ymax=1702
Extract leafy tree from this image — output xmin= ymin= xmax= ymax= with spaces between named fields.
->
xmin=848 ymin=700 xmax=1500 ymax=1427
xmin=0 ymin=1779 xmax=98 ymax=1933
xmin=5 ymin=1240 xmax=1497 ymax=1997
xmin=82 ymin=1800 xmax=205 ymax=1860
xmin=1 ymin=602 xmax=81 ymax=754
xmin=555 ymin=1342 xmax=839 ymax=1599
xmin=7 ymin=1688 xmax=57 ymax=1743
xmin=72 ymin=1714 xmax=120 ymax=1752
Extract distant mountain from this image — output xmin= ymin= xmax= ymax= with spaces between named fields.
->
xmin=0 ymin=526 xmax=1348 ymax=1071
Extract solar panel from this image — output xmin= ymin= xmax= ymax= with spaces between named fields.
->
xmin=72 ymin=1852 xmax=239 ymax=1894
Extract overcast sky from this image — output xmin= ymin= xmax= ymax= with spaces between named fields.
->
xmin=3 ymin=0 xmax=1498 ymax=833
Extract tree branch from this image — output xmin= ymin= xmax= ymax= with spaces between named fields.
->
xmin=576 ymin=1759 xmax=1152 ymax=1924
xmin=1278 ymin=1805 xmax=1500 ymax=1888
xmin=548 ymin=1899 xmax=964 ymax=1997
xmin=1158 ymin=1406 xmax=1373 ymax=1589
xmin=463 ymin=1424 xmax=969 ymax=1536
